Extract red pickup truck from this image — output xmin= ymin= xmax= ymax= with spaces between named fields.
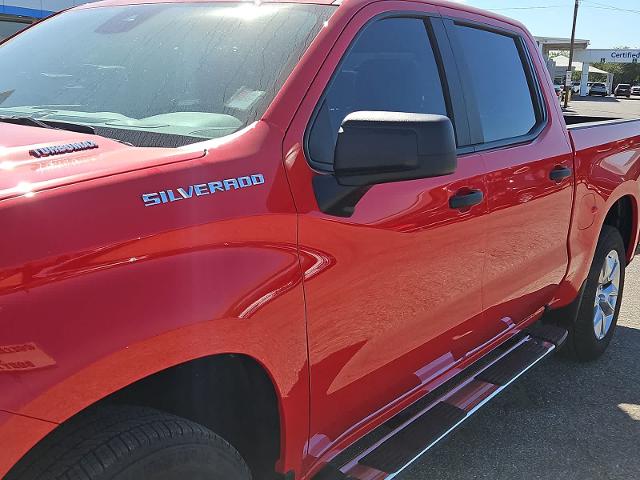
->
xmin=1 ymin=0 xmax=639 ymax=479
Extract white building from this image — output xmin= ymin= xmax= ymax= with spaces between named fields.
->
xmin=535 ymin=36 xmax=639 ymax=96
xmin=1 ymin=0 xmax=96 ymax=40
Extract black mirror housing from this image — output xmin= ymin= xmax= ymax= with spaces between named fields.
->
xmin=334 ymin=111 xmax=457 ymax=187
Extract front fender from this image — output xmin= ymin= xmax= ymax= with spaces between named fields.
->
xmin=0 ymin=122 xmax=315 ymax=477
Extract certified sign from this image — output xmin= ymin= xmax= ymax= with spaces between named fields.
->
xmin=575 ymin=49 xmax=640 ymax=64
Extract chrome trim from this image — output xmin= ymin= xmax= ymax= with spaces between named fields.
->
xmin=386 ymin=341 xmax=555 ymax=479
xmin=340 ymin=337 xmax=556 ymax=479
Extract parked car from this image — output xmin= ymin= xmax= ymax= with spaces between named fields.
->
xmin=615 ymin=83 xmax=632 ymax=98
xmin=632 ymin=85 xmax=640 ymax=96
xmin=554 ymin=83 xmax=565 ymax=101
xmin=572 ymin=81 xmax=581 ymax=94
xmin=589 ymin=82 xmax=608 ymax=96
xmin=1 ymin=1 xmax=640 ymax=480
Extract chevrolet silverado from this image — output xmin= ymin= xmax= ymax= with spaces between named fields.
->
xmin=0 ymin=0 xmax=639 ymax=479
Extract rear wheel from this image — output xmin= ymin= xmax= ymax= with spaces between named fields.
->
xmin=7 ymin=406 xmax=252 ymax=480
xmin=563 ymin=225 xmax=626 ymax=361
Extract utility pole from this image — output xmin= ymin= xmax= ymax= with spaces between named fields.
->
xmin=564 ymin=0 xmax=580 ymax=109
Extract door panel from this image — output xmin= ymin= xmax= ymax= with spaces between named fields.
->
xmin=281 ymin=7 xmax=491 ymax=462
xmin=481 ymin=137 xmax=574 ymax=326
xmin=299 ymin=158 xmax=487 ymax=458
xmin=445 ymin=15 xmax=575 ymax=326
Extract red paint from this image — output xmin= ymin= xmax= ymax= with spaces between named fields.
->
xmin=0 ymin=411 xmax=58 ymax=476
xmin=1 ymin=0 xmax=639 ymax=478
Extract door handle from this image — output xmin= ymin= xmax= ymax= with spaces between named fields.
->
xmin=549 ymin=166 xmax=572 ymax=182
xmin=449 ymin=189 xmax=484 ymax=210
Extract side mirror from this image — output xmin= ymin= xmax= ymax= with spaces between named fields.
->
xmin=334 ymin=111 xmax=457 ymax=186
xmin=313 ymin=111 xmax=457 ymax=217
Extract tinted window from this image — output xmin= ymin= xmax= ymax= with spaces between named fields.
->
xmin=454 ymin=25 xmax=537 ymax=144
xmin=308 ymin=18 xmax=448 ymax=166
xmin=0 ymin=3 xmax=334 ymax=147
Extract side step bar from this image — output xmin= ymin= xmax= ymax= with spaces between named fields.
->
xmin=313 ymin=324 xmax=567 ymax=480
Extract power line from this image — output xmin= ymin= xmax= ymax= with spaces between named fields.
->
xmin=485 ymin=5 xmax=570 ymax=11
xmin=581 ymin=1 xmax=640 ymax=14
xmin=481 ymin=1 xmax=640 ymax=15
xmin=479 ymin=1 xmax=640 ymax=50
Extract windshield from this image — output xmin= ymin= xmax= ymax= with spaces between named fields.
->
xmin=0 ymin=3 xmax=334 ymax=147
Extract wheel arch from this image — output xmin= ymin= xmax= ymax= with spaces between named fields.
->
xmin=6 ymin=351 xmax=290 ymax=480
xmin=602 ymin=193 xmax=638 ymax=261
xmin=101 ymin=353 xmax=283 ymax=479
xmin=551 ymin=187 xmax=639 ymax=310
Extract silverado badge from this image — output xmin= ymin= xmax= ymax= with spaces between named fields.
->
xmin=141 ymin=173 xmax=265 ymax=207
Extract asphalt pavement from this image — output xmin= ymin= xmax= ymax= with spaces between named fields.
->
xmin=399 ymin=257 xmax=640 ymax=480
xmin=564 ymin=94 xmax=640 ymax=120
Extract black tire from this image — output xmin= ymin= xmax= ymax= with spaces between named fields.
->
xmin=6 ymin=406 xmax=252 ymax=480
xmin=563 ymin=225 xmax=626 ymax=361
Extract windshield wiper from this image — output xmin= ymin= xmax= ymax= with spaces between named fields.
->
xmin=43 ymin=118 xmax=96 ymax=135
xmin=0 ymin=116 xmax=53 ymax=129
xmin=0 ymin=116 xmax=96 ymax=135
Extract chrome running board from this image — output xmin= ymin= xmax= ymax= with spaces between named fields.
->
xmin=312 ymin=324 xmax=567 ymax=480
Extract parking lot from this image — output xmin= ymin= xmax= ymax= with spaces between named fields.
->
xmin=564 ymin=94 xmax=640 ymax=120
xmin=401 ymin=260 xmax=640 ymax=479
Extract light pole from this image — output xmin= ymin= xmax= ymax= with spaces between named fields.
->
xmin=564 ymin=0 xmax=580 ymax=109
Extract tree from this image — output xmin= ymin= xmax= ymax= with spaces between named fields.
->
xmin=592 ymin=46 xmax=640 ymax=85
xmin=592 ymin=62 xmax=640 ymax=85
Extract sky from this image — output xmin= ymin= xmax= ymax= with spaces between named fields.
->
xmin=456 ymin=1 xmax=640 ymax=49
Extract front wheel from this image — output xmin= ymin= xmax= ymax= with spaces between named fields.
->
xmin=563 ymin=225 xmax=626 ymax=361
xmin=7 ymin=406 xmax=252 ymax=480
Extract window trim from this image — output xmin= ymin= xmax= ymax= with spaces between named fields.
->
xmin=303 ymin=11 xmax=464 ymax=172
xmin=443 ymin=18 xmax=548 ymax=152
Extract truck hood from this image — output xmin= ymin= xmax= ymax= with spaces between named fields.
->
xmin=0 ymin=123 xmax=206 ymax=202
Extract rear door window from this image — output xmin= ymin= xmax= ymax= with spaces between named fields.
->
xmin=306 ymin=17 xmax=449 ymax=167
xmin=452 ymin=24 xmax=540 ymax=145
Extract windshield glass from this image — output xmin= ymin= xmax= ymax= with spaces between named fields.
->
xmin=0 ymin=3 xmax=334 ymax=147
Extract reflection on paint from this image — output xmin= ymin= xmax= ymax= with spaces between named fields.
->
xmin=0 ymin=343 xmax=56 ymax=372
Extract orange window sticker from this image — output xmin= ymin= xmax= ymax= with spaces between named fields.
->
xmin=0 ymin=342 xmax=56 ymax=372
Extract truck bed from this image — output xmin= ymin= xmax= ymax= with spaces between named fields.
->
xmin=567 ymin=116 xmax=640 ymax=150
xmin=563 ymin=113 xmax=626 ymax=126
